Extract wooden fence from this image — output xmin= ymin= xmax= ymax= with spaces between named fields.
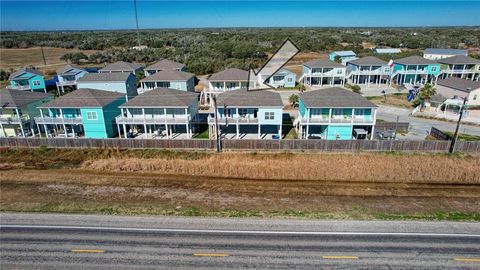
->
xmin=1 ymin=137 xmax=479 ymax=152
xmin=375 ymin=122 xmax=410 ymax=132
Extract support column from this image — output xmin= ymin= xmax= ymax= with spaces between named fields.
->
xmin=123 ymin=124 xmax=127 ymax=139
xmin=117 ymin=124 xmax=121 ymax=138
xmin=0 ymin=122 xmax=5 ymax=138
xmin=258 ymin=124 xmax=261 ymax=139
xmin=15 ymin=108 xmax=25 ymax=137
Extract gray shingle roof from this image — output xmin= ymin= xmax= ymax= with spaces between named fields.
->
xmin=77 ymin=72 xmax=132 ymax=82
xmin=39 ymin=88 xmax=124 ymax=108
xmin=99 ymin=61 xmax=143 ymax=72
xmin=393 ymin=56 xmax=437 ymax=66
xmin=303 ymin=59 xmax=345 ymax=68
xmin=56 ymin=64 xmax=85 ymax=75
xmin=209 ymin=68 xmax=249 ymax=81
xmin=120 ymin=88 xmax=198 ymax=108
xmin=436 ymin=55 xmax=480 ymax=65
xmin=437 ymin=77 xmax=480 ymax=93
xmin=0 ymin=88 xmax=52 ymax=108
xmin=299 ymin=87 xmax=377 ymax=108
xmin=141 ymin=70 xmax=194 ymax=82
xmin=217 ymin=89 xmax=283 ymax=107
xmin=9 ymin=68 xmax=43 ymax=80
xmin=424 ymin=48 xmax=468 ymax=55
xmin=145 ymin=59 xmax=185 ymax=71
xmin=347 ymin=56 xmax=387 ymax=66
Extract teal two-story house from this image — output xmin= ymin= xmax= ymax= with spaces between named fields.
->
xmin=298 ymin=87 xmax=377 ymax=140
xmin=8 ymin=68 xmax=46 ymax=92
xmin=140 ymin=70 xmax=195 ymax=92
xmin=35 ymin=88 xmax=125 ymax=138
xmin=391 ymin=56 xmax=441 ymax=85
xmin=208 ymin=89 xmax=283 ymax=139
xmin=0 ymin=89 xmax=53 ymax=137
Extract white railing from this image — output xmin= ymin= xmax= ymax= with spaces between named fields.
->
xmin=300 ymin=116 xmax=374 ymax=124
xmin=0 ymin=115 xmax=28 ymax=124
xmin=34 ymin=116 xmax=83 ymax=125
xmin=10 ymin=85 xmax=31 ymax=91
xmin=56 ymin=80 xmax=77 ymax=86
xmin=208 ymin=115 xmax=258 ymax=124
xmin=116 ymin=115 xmax=190 ymax=125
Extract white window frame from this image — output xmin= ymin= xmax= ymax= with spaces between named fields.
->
xmin=32 ymin=80 xmax=41 ymax=86
xmin=264 ymin=111 xmax=275 ymax=120
xmin=86 ymin=111 xmax=98 ymax=120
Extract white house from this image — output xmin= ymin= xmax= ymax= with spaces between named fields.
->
xmin=423 ymin=48 xmax=468 ymax=60
xmin=301 ymin=59 xmax=346 ymax=87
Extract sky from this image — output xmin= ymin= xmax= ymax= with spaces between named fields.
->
xmin=1 ymin=0 xmax=479 ymax=31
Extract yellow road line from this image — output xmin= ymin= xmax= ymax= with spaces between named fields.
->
xmin=71 ymin=249 xmax=105 ymax=253
xmin=455 ymin=258 xmax=480 ymax=262
xmin=322 ymin=255 xmax=359 ymax=260
xmin=193 ymin=253 xmax=230 ymax=257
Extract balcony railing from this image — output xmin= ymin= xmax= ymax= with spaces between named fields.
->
xmin=348 ymin=69 xmax=389 ymax=76
xmin=116 ymin=115 xmax=190 ymax=125
xmin=56 ymin=80 xmax=77 ymax=86
xmin=9 ymin=85 xmax=31 ymax=91
xmin=300 ymin=116 xmax=374 ymax=124
xmin=34 ymin=116 xmax=83 ymax=125
xmin=208 ymin=115 xmax=259 ymax=124
xmin=0 ymin=115 xmax=28 ymax=124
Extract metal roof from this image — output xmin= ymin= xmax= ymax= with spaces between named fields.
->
xmin=120 ymin=88 xmax=198 ymax=108
xmin=38 ymin=88 xmax=124 ymax=108
xmin=303 ymin=59 xmax=345 ymax=68
xmin=145 ymin=59 xmax=186 ymax=71
xmin=331 ymin=50 xmax=356 ymax=56
xmin=436 ymin=55 xmax=480 ymax=65
xmin=437 ymin=77 xmax=480 ymax=93
xmin=77 ymin=72 xmax=132 ymax=82
xmin=217 ymin=89 xmax=283 ymax=107
xmin=375 ymin=48 xmax=401 ymax=54
xmin=141 ymin=70 xmax=194 ymax=82
xmin=299 ymin=87 xmax=377 ymax=108
xmin=9 ymin=68 xmax=43 ymax=80
xmin=209 ymin=68 xmax=249 ymax=81
xmin=424 ymin=48 xmax=468 ymax=55
xmin=347 ymin=56 xmax=387 ymax=66
xmin=99 ymin=61 xmax=143 ymax=72
xmin=0 ymin=88 xmax=52 ymax=108
xmin=56 ymin=65 xmax=85 ymax=75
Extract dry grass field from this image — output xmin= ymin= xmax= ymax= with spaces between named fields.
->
xmin=1 ymin=148 xmax=479 ymax=220
xmin=0 ymin=47 xmax=98 ymax=72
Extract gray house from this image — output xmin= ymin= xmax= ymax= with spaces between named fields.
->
xmin=77 ymin=72 xmax=138 ymax=99
xmin=144 ymin=59 xmax=186 ymax=76
xmin=99 ymin=61 xmax=143 ymax=76
xmin=140 ymin=70 xmax=195 ymax=92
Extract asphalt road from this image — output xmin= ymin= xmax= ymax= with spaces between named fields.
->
xmin=1 ymin=214 xmax=480 ymax=269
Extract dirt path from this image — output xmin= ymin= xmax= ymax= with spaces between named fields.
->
xmin=2 ymin=169 xmax=479 ymax=219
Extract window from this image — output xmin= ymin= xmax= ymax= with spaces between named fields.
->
xmin=431 ymin=66 xmax=437 ymax=72
xmin=238 ymin=108 xmax=248 ymax=117
xmin=336 ymin=69 xmax=343 ymax=75
xmin=332 ymin=108 xmax=343 ymax=118
xmin=32 ymin=80 xmax=41 ymax=86
xmin=474 ymin=95 xmax=478 ymax=101
xmin=287 ymin=78 xmax=293 ymax=82
xmin=273 ymin=76 xmax=284 ymax=82
xmin=264 ymin=112 xmax=275 ymax=120
xmin=86 ymin=111 xmax=98 ymax=120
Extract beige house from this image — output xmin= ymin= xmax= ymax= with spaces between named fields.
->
xmin=436 ymin=77 xmax=480 ymax=107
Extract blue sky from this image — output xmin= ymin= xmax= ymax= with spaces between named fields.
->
xmin=1 ymin=1 xmax=479 ymax=31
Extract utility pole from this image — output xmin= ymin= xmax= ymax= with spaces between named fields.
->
xmin=449 ymin=96 xmax=468 ymax=153
xmin=212 ymin=96 xmax=221 ymax=152
xmin=133 ymin=0 xmax=141 ymax=47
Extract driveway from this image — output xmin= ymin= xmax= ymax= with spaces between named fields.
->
xmin=377 ymin=105 xmax=480 ymax=138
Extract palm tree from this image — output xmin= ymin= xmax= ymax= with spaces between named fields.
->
xmin=418 ymin=83 xmax=436 ymax=108
xmin=289 ymin=94 xmax=299 ymax=108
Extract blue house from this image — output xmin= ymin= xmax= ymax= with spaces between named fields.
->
xmin=298 ymin=87 xmax=377 ymax=140
xmin=258 ymin=68 xmax=296 ymax=88
xmin=116 ymin=88 xmax=199 ymax=139
xmin=0 ymin=89 xmax=53 ymax=137
xmin=140 ymin=70 xmax=195 ymax=92
xmin=56 ymin=65 xmax=88 ymax=94
xmin=77 ymin=72 xmax=138 ymax=99
xmin=329 ymin=51 xmax=357 ymax=65
xmin=8 ymin=68 xmax=46 ymax=92
xmin=391 ymin=56 xmax=441 ymax=85
xmin=144 ymin=59 xmax=186 ymax=77
xmin=208 ymin=89 xmax=283 ymax=139
xmin=35 ymin=88 xmax=125 ymax=138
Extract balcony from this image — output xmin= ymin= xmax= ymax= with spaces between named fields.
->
xmin=56 ymin=80 xmax=77 ymax=87
xmin=116 ymin=115 xmax=190 ymax=125
xmin=208 ymin=115 xmax=258 ymax=125
xmin=0 ymin=115 xmax=28 ymax=124
xmin=300 ymin=116 xmax=374 ymax=124
xmin=9 ymin=84 xmax=31 ymax=91
xmin=349 ymin=69 xmax=389 ymax=76
xmin=34 ymin=116 xmax=83 ymax=125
